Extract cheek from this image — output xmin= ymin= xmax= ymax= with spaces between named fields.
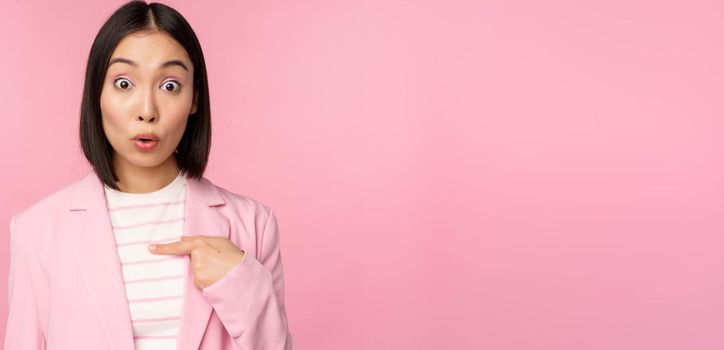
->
xmin=159 ymin=94 xmax=192 ymax=134
xmin=99 ymin=90 xmax=129 ymax=143
xmin=165 ymin=113 xmax=189 ymax=143
xmin=163 ymin=89 xmax=194 ymax=114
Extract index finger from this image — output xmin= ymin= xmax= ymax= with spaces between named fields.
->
xmin=149 ymin=240 xmax=195 ymax=255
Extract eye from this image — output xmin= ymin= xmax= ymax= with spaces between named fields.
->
xmin=161 ymin=80 xmax=181 ymax=92
xmin=113 ymin=78 xmax=133 ymax=90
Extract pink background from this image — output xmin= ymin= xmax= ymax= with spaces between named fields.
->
xmin=2 ymin=0 xmax=723 ymax=349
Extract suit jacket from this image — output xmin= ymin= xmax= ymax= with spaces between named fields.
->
xmin=4 ymin=170 xmax=294 ymax=349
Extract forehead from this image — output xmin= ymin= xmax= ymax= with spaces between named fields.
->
xmin=108 ymin=31 xmax=192 ymax=71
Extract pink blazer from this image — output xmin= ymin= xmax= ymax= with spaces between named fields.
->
xmin=4 ymin=171 xmax=294 ymax=349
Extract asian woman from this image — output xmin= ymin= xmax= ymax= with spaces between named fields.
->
xmin=4 ymin=1 xmax=294 ymax=349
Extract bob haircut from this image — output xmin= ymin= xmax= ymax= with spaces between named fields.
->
xmin=79 ymin=0 xmax=211 ymax=190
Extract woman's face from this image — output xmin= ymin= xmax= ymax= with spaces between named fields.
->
xmin=100 ymin=30 xmax=197 ymax=173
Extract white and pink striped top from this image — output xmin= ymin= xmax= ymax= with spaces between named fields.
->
xmin=103 ymin=171 xmax=187 ymax=350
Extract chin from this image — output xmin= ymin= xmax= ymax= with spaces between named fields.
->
xmin=121 ymin=151 xmax=171 ymax=167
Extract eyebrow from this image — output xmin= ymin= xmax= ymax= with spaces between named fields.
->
xmin=108 ymin=57 xmax=189 ymax=71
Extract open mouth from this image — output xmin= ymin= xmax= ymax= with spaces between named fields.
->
xmin=132 ymin=138 xmax=158 ymax=151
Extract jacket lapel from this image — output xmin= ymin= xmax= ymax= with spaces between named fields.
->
xmin=67 ymin=171 xmax=135 ymax=349
xmin=177 ymin=172 xmax=230 ymax=350
xmin=67 ymin=170 xmax=229 ymax=350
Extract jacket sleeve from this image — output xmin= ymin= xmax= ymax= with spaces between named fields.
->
xmin=201 ymin=207 xmax=294 ymax=350
xmin=4 ymin=214 xmax=47 ymax=349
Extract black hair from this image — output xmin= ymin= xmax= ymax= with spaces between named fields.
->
xmin=79 ymin=0 xmax=211 ymax=190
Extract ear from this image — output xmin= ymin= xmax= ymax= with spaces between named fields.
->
xmin=190 ymin=89 xmax=198 ymax=115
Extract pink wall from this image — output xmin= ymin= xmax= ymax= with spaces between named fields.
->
xmin=2 ymin=0 xmax=723 ymax=348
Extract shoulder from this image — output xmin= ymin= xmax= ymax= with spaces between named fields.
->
xmin=207 ymin=179 xmax=273 ymax=216
xmin=199 ymin=177 xmax=277 ymax=231
xmin=8 ymin=173 xmax=85 ymax=257
xmin=11 ymin=174 xmax=82 ymax=228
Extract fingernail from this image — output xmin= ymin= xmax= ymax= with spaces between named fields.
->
xmin=148 ymin=244 xmax=156 ymax=251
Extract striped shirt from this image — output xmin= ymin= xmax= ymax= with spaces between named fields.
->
xmin=103 ymin=171 xmax=187 ymax=350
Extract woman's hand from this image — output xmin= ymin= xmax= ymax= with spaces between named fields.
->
xmin=148 ymin=235 xmax=246 ymax=289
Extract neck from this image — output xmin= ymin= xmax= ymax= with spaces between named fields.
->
xmin=111 ymin=155 xmax=180 ymax=194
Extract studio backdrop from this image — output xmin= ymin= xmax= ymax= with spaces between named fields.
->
xmin=1 ymin=0 xmax=723 ymax=349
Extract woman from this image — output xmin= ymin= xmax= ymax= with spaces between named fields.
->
xmin=4 ymin=1 xmax=294 ymax=349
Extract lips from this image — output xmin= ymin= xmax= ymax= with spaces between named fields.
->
xmin=130 ymin=132 xmax=160 ymax=152
xmin=131 ymin=133 xmax=160 ymax=142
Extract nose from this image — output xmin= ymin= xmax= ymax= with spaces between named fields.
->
xmin=137 ymin=88 xmax=159 ymax=122
xmin=138 ymin=115 xmax=156 ymax=122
